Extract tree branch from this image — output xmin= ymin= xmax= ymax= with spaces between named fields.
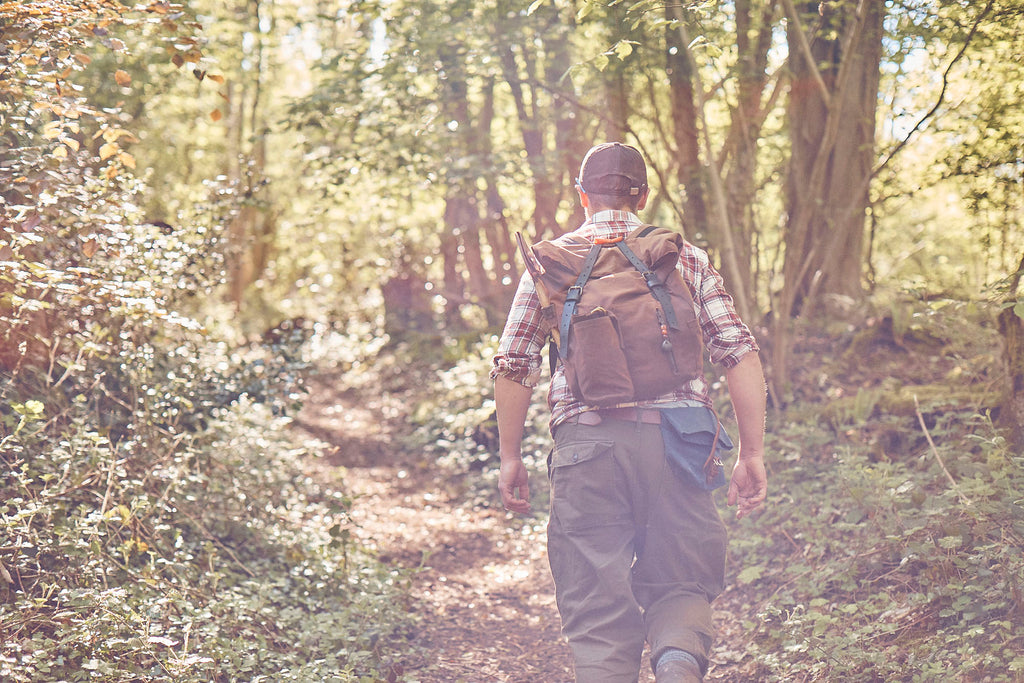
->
xmin=780 ymin=0 xmax=831 ymax=107
xmin=872 ymin=0 xmax=995 ymax=180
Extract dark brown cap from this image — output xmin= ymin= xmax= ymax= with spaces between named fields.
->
xmin=577 ymin=142 xmax=648 ymax=197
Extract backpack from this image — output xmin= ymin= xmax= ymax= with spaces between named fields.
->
xmin=516 ymin=225 xmax=704 ymax=407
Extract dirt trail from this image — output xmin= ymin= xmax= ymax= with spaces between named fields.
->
xmin=294 ymin=370 xmax=752 ymax=683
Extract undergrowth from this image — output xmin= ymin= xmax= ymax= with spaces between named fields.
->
xmin=404 ymin=333 xmax=553 ymax=516
xmin=1 ymin=216 xmax=418 ymax=681
xmin=399 ymin=313 xmax=1024 ymax=682
xmin=737 ymin=411 xmax=1024 ymax=682
xmin=730 ymin=308 xmax=1024 ymax=682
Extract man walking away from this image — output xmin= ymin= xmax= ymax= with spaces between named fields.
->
xmin=491 ymin=142 xmax=767 ymax=683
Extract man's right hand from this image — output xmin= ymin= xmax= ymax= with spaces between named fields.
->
xmin=498 ymin=457 xmax=531 ymax=514
xmin=494 ymin=376 xmax=535 ymax=515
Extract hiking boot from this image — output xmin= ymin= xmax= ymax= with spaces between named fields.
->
xmin=654 ymin=658 xmax=703 ymax=683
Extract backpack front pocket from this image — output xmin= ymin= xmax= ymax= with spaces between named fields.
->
xmin=565 ymin=308 xmax=635 ymax=406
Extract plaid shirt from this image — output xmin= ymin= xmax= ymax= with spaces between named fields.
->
xmin=491 ymin=210 xmax=759 ymax=429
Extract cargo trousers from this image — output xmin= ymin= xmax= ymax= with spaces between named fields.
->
xmin=547 ymin=414 xmax=728 ymax=682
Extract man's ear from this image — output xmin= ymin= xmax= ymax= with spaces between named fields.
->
xmin=577 ymin=186 xmax=590 ymax=209
xmin=636 ymin=187 xmax=650 ymax=211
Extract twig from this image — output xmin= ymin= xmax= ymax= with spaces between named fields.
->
xmin=913 ymin=395 xmax=971 ymax=506
xmin=178 ymin=508 xmax=256 ymax=578
xmin=872 ymin=0 xmax=996 ymax=180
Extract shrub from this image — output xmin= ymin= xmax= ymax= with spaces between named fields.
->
xmin=734 ymin=412 xmax=1024 ymax=682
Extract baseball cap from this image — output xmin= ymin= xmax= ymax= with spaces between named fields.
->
xmin=577 ymin=142 xmax=648 ymax=196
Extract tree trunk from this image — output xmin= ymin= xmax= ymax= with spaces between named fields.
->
xmin=478 ymin=78 xmax=519 ymax=316
xmin=500 ymin=45 xmax=559 ymax=239
xmin=666 ymin=8 xmax=709 ymax=240
xmin=226 ymin=0 xmax=276 ymax=308
xmin=998 ymin=253 xmax=1024 ymax=448
xmin=382 ymin=269 xmax=435 ymax=340
xmin=604 ymin=65 xmax=629 ymax=141
xmin=670 ymin=12 xmax=754 ymax=323
xmin=723 ymin=0 xmax=775 ymax=297
xmin=783 ymin=0 xmax=883 ymax=316
xmin=772 ymin=0 xmax=884 ymax=398
xmin=438 ymin=42 xmax=473 ymax=331
xmin=439 ymin=201 xmax=469 ymax=331
xmin=547 ymin=17 xmax=587 ymax=232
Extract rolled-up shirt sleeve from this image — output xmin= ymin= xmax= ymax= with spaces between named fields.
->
xmin=490 ymin=273 xmax=547 ymax=388
xmin=682 ymin=246 xmax=760 ymax=368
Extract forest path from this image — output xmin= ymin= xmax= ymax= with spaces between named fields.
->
xmin=293 ymin=369 xmax=576 ymax=682
xmin=293 ymin=367 xmax=752 ymax=683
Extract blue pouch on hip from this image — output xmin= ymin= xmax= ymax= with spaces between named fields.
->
xmin=659 ymin=406 xmax=733 ymax=491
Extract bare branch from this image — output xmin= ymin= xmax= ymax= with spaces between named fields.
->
xmin=872 ymin=0 xmax=995 ymax=180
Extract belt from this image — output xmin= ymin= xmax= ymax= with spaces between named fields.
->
xmin=576 ymin=407 xmax=662 ymax=426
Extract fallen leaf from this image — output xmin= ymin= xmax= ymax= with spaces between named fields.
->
xmin=114 ymin=69 xmax=131 ymax=87
xmin=210 ymin=108 xmax=222 ymax=122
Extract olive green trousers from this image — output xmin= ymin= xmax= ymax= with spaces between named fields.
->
xmin=548 ymin=416 xmax=728 ymax=683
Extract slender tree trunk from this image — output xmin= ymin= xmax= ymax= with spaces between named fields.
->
xmin=547 ymin=17 xmax=587 ymax=231
xmin=500 ymin=44 xmax=559 ymax=239
xmin=478 ymin=78 xmax=520 ymax=315
xmin=671 ymin=11 xmax=754 ymax=323
xmin=439 ymin=214 xmax=468 ymax=331
xmin=604 ymin=66 xmax=628 ymax=141
xmin=226 ymin=0 xmax=277 ymax=308
xmin=438 ymin=42 xmax=473 ymax=331
xmin=724 ymin=0 xmax=775 ymax=296
xmin=666 ymin=7 xmax=709 ymax=240
xmin=998 ymin=252 xmax=1024 ymax=448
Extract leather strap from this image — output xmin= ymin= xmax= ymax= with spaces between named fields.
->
xmin=614 ymin=238 xmax=680 ymax=330
xmin=558 ymin=242 xmax=603 ymax=358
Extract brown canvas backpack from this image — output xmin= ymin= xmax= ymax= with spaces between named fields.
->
xmin=517 ymin=225 xmax=704 ymax=407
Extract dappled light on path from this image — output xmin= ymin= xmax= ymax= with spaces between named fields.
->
xmin=342 ymin=465 xmax=573 ymax=682
xmin=295 ymin=369 xmax=577 ymax=681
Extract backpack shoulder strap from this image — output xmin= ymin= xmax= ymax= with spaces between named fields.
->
xmin=558 ymin=242 xmax=603 ymax=358
xmin=615 ymin=227 xmax=682 ymax=330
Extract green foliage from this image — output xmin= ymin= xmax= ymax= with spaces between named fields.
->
xmin=404 ymin=334 xmax=553 ymax=513
xmin=1 ymin=209 xmax=416 ymax=681
xmin=1 ymin=6 xmax=419 ymax=680
xmin=1 ymin=398 xmax=415 ymax=682
xmin=730 ymin=411 xmax=1024 ymax=681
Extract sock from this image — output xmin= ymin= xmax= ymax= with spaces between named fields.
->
xmin=655 ymin=648 xmax=700 ymax=672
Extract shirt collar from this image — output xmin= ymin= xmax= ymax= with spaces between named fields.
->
xmin=576 ymin=210 xmax=644 ymax=240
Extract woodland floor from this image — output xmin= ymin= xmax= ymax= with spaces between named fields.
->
xmin=289 ymin=311 xmax=1002 ymax=682
xmin=294 ymin=366 xmax=762 ymax=683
